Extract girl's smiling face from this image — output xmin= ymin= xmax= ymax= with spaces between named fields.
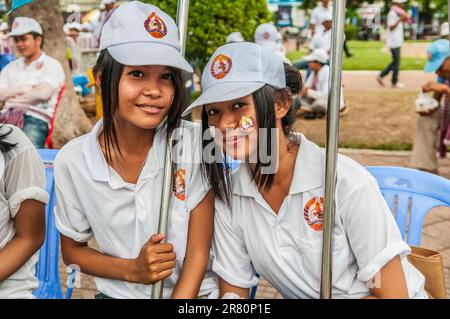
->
xmin=117 ymin=65 xmax=175 ymax=130
xmin=205 ymin=95 xmax=259 ymax=161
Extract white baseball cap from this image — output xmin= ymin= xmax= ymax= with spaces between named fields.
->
xmin=100 ymin=1 xmax=192 ymax=73
xmin=182 ymin=42 xmax=286 ymax=116
xmin=303 ymin=49 xmax=329 ymax=64
xmin=101 ymin=0 xmax=116 ymax=5
xmin=440 ymin=22 xmax=449 ymax=37
xmin=255 ymin=23 xmax=278 ymax=45
xmin=226 ymin=32 xmax=245 ymax=43
xmin=8 ymin=17 xmax=43 ymax=37
xmin=393 ymin=0 xmax=407 ymax=3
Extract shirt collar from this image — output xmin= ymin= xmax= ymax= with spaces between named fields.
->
xmin=18 ymin=52 xmax=46 ymax=68
xmin=233 ymin=133 xmax=324 ymax=197
xmin=81 ymin=119 xmax=165 ymax=189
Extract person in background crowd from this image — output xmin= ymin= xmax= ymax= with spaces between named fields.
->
xmin=0 ymin=17 xmax=65 ymax=149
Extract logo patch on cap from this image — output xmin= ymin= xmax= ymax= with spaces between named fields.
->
xmin=263 ymin=31 xmax=270 ymax=40
xmin=211 ymin=54 xmax=232 ymax=80
xmin=12 ymin=21 xmax=19 ymax=29
xmin=173 ymin=168 xmax=186 ymax=201
xmin=144 ymin=12 xmax=167 ymax=39
xmin=303 ymin=196 xmax=324 ymax=231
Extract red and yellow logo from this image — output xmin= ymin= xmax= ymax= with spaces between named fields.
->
xmin=303 ymin=196 xmax=324 ymax=231
xmin=144 ymin=12 xmax=167 ymax=39
xmin=210 ymin=54 xmax=232 ymax=80
xmin=173 ymin=168 xmax=186 ymax=201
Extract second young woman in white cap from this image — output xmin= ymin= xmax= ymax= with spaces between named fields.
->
xmin=54 ymin=1 xmax=217 ymax=299
xmin=183 ymin=42 xmax=427 ymax=299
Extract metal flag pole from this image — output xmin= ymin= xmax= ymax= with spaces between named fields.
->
xmin=320 ymin=0 xmax=347 ymax=299
xmin=151 ymin=0 xmax=190 ymax=299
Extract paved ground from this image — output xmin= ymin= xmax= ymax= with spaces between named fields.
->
xmin=59 ymin=149 xmax=450 ymax=299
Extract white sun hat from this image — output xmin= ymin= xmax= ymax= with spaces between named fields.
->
xmin=99 ymin=1 xmax=192 ymax=73
xmin=182 ymin=42 xmax=286 ymax=116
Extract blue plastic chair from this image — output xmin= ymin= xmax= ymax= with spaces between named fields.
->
xmin=33 ymin=149 xmax=63 ymax=299
xmin=366 ymin=166 xmax=450 ymax=246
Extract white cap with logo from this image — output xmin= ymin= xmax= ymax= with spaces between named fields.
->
xmin=182 ymin=42 xmax=286 ymax=116
xmin=303 ymin=49 xmax=329 ymax=64
xmin=255 ymin=23 xmax=278 ymax=47
xmin=100 ymin=1 xmax=192 ymax=73
xmin=8 ymin=17 xmax=43 ymax=37
xmin=226 ymin=32 xmax=245 ymax=44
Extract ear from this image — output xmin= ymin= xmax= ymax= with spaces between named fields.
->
xmin=94 ymin=72 xmax=102 ymax=91
xmin=274 ymin=93 xmax=290 ymax=120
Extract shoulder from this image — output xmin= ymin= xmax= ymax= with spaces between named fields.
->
xmin=54 ymin=133 xmax=88 ymax=170
xmin=0 ymin=59 xmax=21 ymax=73
xmin=0 ymin=124 xmax=40 ymax=168
xmin=43 ymin=54 xmax=64 ymax=71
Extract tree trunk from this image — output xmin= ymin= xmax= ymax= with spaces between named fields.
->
xmin=11 ymin=0 xmax=92 ymax=148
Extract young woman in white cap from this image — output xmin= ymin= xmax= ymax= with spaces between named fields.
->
xmin=0 ymin=124 xmax=47 ymax=299
xmin=54 ymin=1 xmax=217 ymax=299
xmin=182 ymin=41 xmax=427 ymax=299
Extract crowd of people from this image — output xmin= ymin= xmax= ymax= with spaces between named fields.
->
xmin=0 ymin=0 xmax=448 ymax=300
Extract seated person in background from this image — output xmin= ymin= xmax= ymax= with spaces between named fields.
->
xmin=308 ymin=12 xmax=332 ymax=54
xmin=299 ymin=49 xmax=347 ymax=119
xmin=0 ymin=17 xmax=65 ymax=149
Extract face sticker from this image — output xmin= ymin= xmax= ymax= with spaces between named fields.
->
xmin=173 ymin=168 xmax=186 ymax=201
xmin=210 ymin=54 xmax=232 ymax=80
xmin=239 ymin=115 xmax=256 ymax=132
xmin=303 ymin=196 xmax=324 ymax=231
xmin=144 ymin=12 xmax=167 ymax=39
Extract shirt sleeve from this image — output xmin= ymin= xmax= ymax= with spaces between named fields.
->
xmin=4 ymin=146 xmax=48 ymax=219
xmin=212 ymin=201 xmax=259 ymax=289
xmin=338 ymin=177 xmax=411 ymax=282
xmin=40 ymin=59 xmax=65 ymax=90
xmin=387 ymin=10 xmax=399 ymax=28
xmin=54 ymin=155 xmax=93 ymax=243
xmin=310 ymin=8 xmax=319 ymax=25
xmin=0 ymin=64 xmax=11 ymax=88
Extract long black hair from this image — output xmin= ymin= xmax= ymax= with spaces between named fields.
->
xmin=92 ymin=50 xmax=185 ymax=164
xmin=201 ymin=63 xmax=303 ymax=206
xmin=0 ymin=125 xmax=17 ymax=153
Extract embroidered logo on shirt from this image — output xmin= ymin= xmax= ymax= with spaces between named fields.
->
xmin=144 ymin=12 xmax=167 ymax=39
xmin=303 ymin=196 xmax=324 ymax=231
xmin=210 ymin=54 xmax=232 ymax=80
xmin=173 ymin=168 xmax=186 ymax=201
xmin=35 ymin=62 xmax=44 ymax=70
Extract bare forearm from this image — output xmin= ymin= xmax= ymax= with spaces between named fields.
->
xmin=390 ymin=19 xmax=402 ymax=31
xmin=0 ymin=236 xmax=42 ymax=282
xmin=62 ymin=244 xmax=136 ymax=283
xmin=171 ymin=253 xmax=209 ymax=298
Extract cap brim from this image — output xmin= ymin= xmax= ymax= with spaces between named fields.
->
xmin=424 ymin=56 xmax=447 ymax=73
xmin=182 ymin=82 xmax=265 ymax=116
xmin=8 ymin=29 xmax=39 ymax=37
xmin=107 ymin=42 xmax=193 ymax=73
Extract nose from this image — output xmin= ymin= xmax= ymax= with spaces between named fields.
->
xmin=142 ymin=79 xmax=162 ymax=99
xmin=218 ymin=111 xmax=238 ymax=134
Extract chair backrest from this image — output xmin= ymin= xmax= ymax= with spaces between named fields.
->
xmin=33 ymin=149 xmax=63 ymax=299
xmin=45 ymin=83 xmax=66 ymax=149
xmin=366 ymin=166 xmax=450 ymax=246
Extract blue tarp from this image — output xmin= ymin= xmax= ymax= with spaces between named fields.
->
xmin=8 ymin=0 xmax=33 ymax=15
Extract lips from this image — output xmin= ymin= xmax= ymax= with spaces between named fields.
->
xmin=137 ymin=104 xmax=164 ymax=115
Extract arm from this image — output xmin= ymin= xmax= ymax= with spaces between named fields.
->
xmin=389 ymin=18 xmax=403 ymax=31
xmin=363 ymin=256 xmax=409 ymax=299
xmin=0 ymin=199 xmax=45 ymax=281
xmin=171 ymin=190 xmax=214 ymax=299
xmin=219 ymin=278 xmax=249 ymax=299
xmin=7 ymin=83 xmax=55 ymax=105
xmin=60 ymin=232 xmax=176 ymax=285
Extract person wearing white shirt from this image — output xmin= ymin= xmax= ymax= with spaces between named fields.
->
xmin=300 ymin=49 xmax=346 ymax=118
xmin=308 ymin=13 xmax=332 ymax=54
xmin=54 ymin=2 xmax=217 ymax=299
xmin=0 ymin=17 xmax=65 ymax=148
xmin=0 ymin=124 xmax=48 ymax=299
xmin=182 ymin=42 xmax=427 ymax=299
xmin=377 ymin=0 xmax=410 ymax=88
xmin=310 ymin=0 xmax=332 ymax=36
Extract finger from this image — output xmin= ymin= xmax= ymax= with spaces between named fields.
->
xmin=152 ymin=242 xmax=174 ymax=253
xmin=154 ymin=269 xmax=174 ymax=282
xmin=147 ymin=233 xmax=165 ymax=246
xmin=152 ymin=260 xmax=177 ymax=273
xmin=153 ymin=252 xmax=176 ymax=263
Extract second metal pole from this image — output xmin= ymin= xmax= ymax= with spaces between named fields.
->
xmin=320 ymin=0 xmax=347 ymax=299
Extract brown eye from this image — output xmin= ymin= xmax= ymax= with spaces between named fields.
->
xmin=128 ymin=70 xmax=144 ymax=78
xmin=162 ymin=72 xmax=174 ymax=80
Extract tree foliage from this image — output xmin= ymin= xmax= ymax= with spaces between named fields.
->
xmin=144 ymin=0 xmax=272 ymax=69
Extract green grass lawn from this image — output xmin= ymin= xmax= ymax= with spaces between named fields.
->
xmin=287 ymin=40 xmax=427 ymax=71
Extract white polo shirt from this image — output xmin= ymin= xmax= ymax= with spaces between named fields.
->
xmin=0 ymin=124 xmax=48 ymax=299
xmin=212 ymin=133 xmax=427 ymax=299
xmin=310 ymin=4 xmax=333 ymax=36
xmin=0 ymin=53 xmax=65 ymax=124
xmin=54 ymin=119 xmax=218 ymax=299
xmin=304 ymin=65 xmax=345 ymax=109
xmin=386 ymin=8 xmax=404 ymax=49
xmin=309 ymin=29 xmax=332 ymax=53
